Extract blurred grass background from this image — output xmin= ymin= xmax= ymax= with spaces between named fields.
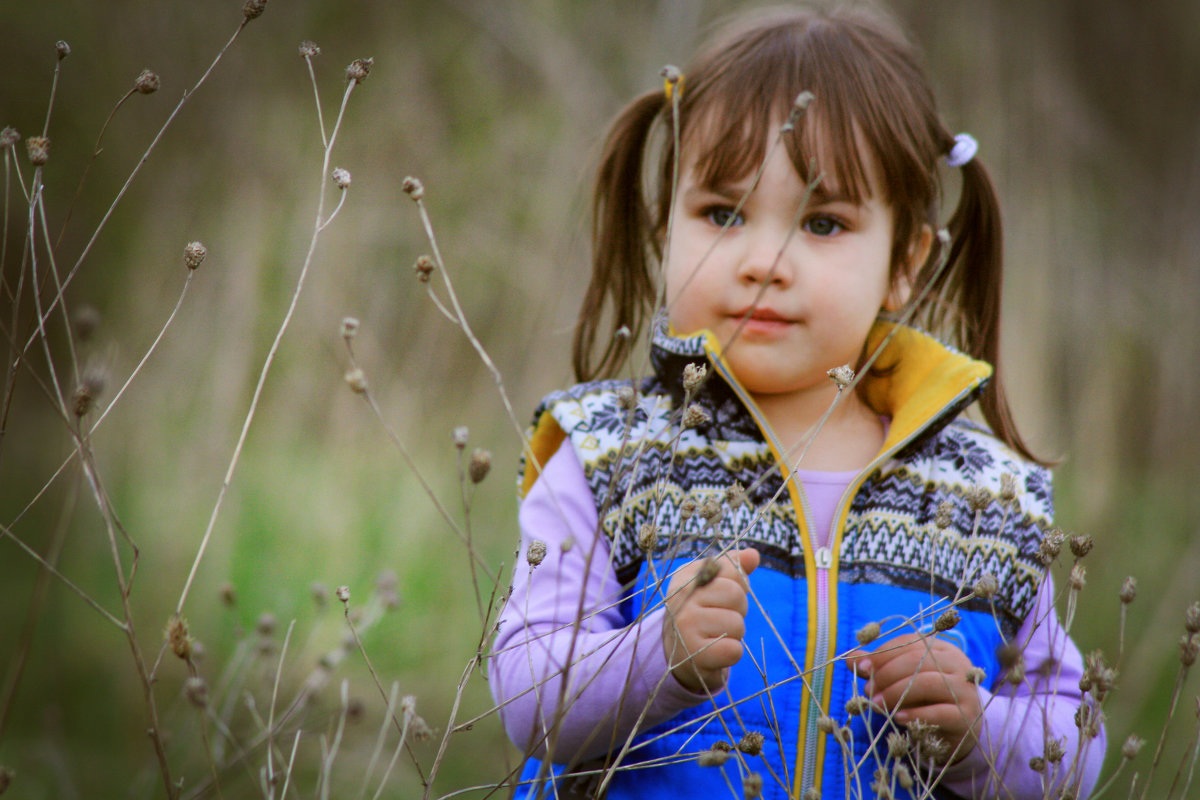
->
xmin=1 ymin=1 xmax=1198 ymax=797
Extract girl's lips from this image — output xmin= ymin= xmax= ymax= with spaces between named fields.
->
xmin=729 ymin=309 xmax=796 ymax=337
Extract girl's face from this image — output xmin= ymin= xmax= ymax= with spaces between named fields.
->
xmin=664 ymin=134 xmax=911 ymax=406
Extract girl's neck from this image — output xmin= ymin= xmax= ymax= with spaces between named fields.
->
xmin=753 ymin=386 xmax=886 ymax=473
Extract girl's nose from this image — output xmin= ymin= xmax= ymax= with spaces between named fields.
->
xmin=736 ymin=230 xmax=796 ymax=287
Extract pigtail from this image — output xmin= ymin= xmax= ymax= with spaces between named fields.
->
xmin=572 ymin=90 xmax=665 ymax=382
xmin=921 ymin=149 xmax=1050 ymax=465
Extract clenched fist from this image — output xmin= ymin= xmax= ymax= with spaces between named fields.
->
xmin=662 ymin=548 xmax=760 ymax=694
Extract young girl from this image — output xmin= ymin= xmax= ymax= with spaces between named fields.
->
xmin=491 ymin=6 xmax=1105 ymax=799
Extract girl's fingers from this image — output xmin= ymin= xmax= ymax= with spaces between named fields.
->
xmin=892 ymin=702 xmax=983 ymax=743
xmin=869 ymin=671 xmax=974 ymax=711
xmin=692 ymin=575 xmax=750 ymax=614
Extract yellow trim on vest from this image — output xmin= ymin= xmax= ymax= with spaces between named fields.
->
xmin=520 ymin=414 xmax=567 ymax=499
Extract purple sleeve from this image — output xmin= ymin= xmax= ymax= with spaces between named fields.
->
xmin=490 ymin=442 xmax=708 ymax=763
xmin=938 ymin=573 xmax=1107 ymax=799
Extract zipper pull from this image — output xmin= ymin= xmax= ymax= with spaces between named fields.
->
xmin=815 ymin=547 xmax=832 ymax=569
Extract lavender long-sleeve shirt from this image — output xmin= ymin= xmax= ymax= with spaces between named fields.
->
xmin=491 ymin=444 xmax=1106 ymax=798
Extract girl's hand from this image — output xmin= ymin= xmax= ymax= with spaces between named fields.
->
xmin=662 ymin=548 xmax=760 ymax=694
xmin=846 ymin=633 xmax=983 ymax=762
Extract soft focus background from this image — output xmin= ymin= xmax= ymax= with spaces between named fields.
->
xmin=1 ymin=1 xmax=1198 ymax=797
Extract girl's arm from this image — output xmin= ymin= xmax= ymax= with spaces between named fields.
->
xmin=937 ymin=573 xmax=1107 ymax=799
xmin=490 ymin=443 xmax=708 ymax=764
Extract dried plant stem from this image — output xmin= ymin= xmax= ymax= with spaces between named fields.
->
xmin=170 ymin=78 xmax=357 ymax=630
xmin=266 ymin=620 xmax=297 ymax=796
xmin=317 ymin=681 xmax=351 ymax=800
xmin=1140 ymin=662 xmax=1193 ymax=799
xmin=358 ymin=682 xmax=401 ymax=800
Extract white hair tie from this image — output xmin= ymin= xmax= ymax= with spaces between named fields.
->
xmin=945 ymin=133 xmax=978 ymax=168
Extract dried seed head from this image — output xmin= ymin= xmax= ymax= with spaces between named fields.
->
xmin=184 ymin=676 xmax=208 ymax=708
xmin=999 ymin=473 xmax=1018 ymax=503
xmin=243 ymin=0 xmax=267 ymax=19
xmin=331 ymin=167 xmax=351 ymax=189
xmin=526 ymin=540 xmax=547 ymax=567
xmin=973 ymin=572 xmax=999 ymax=599
xmin=816 ymin=715 xmax=836 ymax=735
xmin=73 ymin=304 xmax=101 ymax=342
xmin=1082 ymin=650 xmax=1117 ymax=698
xmin=616 ymin=385 xmax=637 ymax=410
xmin=1119 ymin=576 xmax=1137 ymax=605
xmin=724 ymin=481 xmax=745 ymax=509
xmin=682 ymin=362 xmax=707 ymax=392
xmin=965 ymin=485 xmax=990 ymax=512
xmin=560 ymin=537 xmax=574 ymax=554
xmin=966 ymin=666 xmax=987 ymax=685
xmin=1044 ymin=736 xmax=1066 ymax=763
xmin=1038 ymin=529 xmax=1065 ymax=565
xmin=468 ymin=448 xmax=492 ymax=483
xmin=1186 ymin=601 xmax=1200 ymax=634
xmin=614 ymin=325 xmax=631 ymax=340
xmin=135 ymin=69 xmax=160 ymax=94
xmin=697 ymin=747 xmax=729 ymax=767
xmin=803 ymin=790 xmax=822 ymax=800
xmin=1075 ymin=701 xmax=1104 ymax=739
xmin=855 ymin=621 xmax=880 ymax=645
xmin=311 ymin=582 xmax=329 ymax=608
xmin=680 ymin=496 xmax=697 ymax=519
xmin=340 ymin=316 xmax=359 ymax=340
xmin=298 ymin=40 xmax=321 ymax=58
xmin=894 ymin=763 xmax=913 ymax=790
xmin=1006 ymin=659 xmax=1026 ymax=686
xmin=934 ymin=607 xmax=960 ymax=632
xmin=219 ymin=582 xmax=236 ymax=607
xmin=887 ymin=731 xmax=910 ymax=759
xmin=401 ymin=175 xmax=424 ymax=199
xmin=256 ymin=613 xmax=277 ymax=637
xmin=695 ymin=557 xmax=720 ymax=587
xmin=452 ymin=426 xmax=469 ymax=448
xmin=166 ymin=616 xmax=192 ymax=660
xmin=336 ymin=585 xmax=350 ymax=604
xmin=871 ymin=766 xmax=893 ymax=800
xmin=742 ymin=772 xmax=763 ymax=799
xmin=1028 ymin=756 xmax=1045 ymax=773
xmin=344 ymin=367 xmax=368 ymax=394
xmin=996 ymin=642 xmax=1021 ymax=669
xmin=934 ymin=501 xmax=953 ymax=530
xmin=183 ymin=241 xmax=207 ymax=270
xmin=413 ymin=254 xmax=435 ymax=282
xmin=737 ymin=730 xmax=764 ymax=756
xmin=682 ymin=403 xmax=710 ymax=429
xmin=637 ymin=523 xmax=658 ymax=554
xmin=56 ymin=40 xmax=71 ymax=60
xmin=1069 ymin=534 xmax=1094 ymax=559
xmin=1068 ymin=563 xmax=1086 ymax=591
xmin=660 ymin=64 xmax=682 ymax=85
xmin=73 ymin=367 xmax=106 ymax=417
xmin=698 ymin=496 xmax=722 ymax=523
xmin=827 ymin=364 xmax=854 ymax=389
xmin=1121 ymin=734 xmax=1145 ymax=760
xmin=0 ymin=127 xmax=19 ymax=148
xmin=844 ymin=695 xmax=869 ymax=716
xmin=26 ymin=136 xmax=49 ymax=166
xmin=922 ymin=733 xmax=950 ymax=763
xmin=794 ymin=90 xmax=816 ymax=111
xmin=1180 ymin=634 xmax=1199 ymax=667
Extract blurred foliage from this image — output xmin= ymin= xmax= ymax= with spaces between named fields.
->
xmin=1 ymin=0 xmax=1198 ymax=797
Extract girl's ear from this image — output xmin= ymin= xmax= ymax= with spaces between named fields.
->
xmin=884 ymin=224 xmax=933 ymax=311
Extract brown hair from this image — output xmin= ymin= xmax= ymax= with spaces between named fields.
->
xmin=573 ymin=5 xmax=1044 ymax=464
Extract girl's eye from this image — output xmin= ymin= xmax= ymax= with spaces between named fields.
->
xmin=705 ymin=207 xmax=744 ymax=228
xmin=804 ymin=215 xmax=843 ymax=237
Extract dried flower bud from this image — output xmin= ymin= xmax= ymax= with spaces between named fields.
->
xmin=1074 ymin=701 xmax=1104 ymax=739
xmin=1044 ymin=736 xmax=1066 ymax=763
xmin=737 ymin=730 xmax=764 ymax=756
xmin=331 ymin=167 xmax=351 ymax=189
xmin=937 ymin=228 xmax=952 ymax=247
xmin=803 ymin=790 xmax=822 ymax=800
xmin=344 ymin=367 xmax=368 ymax=394
xmin=166 ymin=616 xmax=192 ymax=660
xmin=743 ymin=772 xmax=763 ymax=799
xmin=637 ymin=524 xmax=658 ymax=554
xmin=871 ymin=766 xmax=893 ymax=800
xmin=26 ymin=136 xmax=49 ymax=166
xmin=1069 ymin=534 xmax=1093 ymax=559
xmin=1180 ymin=634 xmax=1199 ymax=667
xmin=660 ymin=64 xmax=682 ymax=86
xmin=682 ymin=403 xmax=710 ymax=429
xmin=845 ymin=695 xmax=869 ymax=716
xmin=135 ymin=69 xmax=160 ymax=94
xmin=55 ymin=40 xmax=71 ymax=60
xmin=340 ymin=316 xmax=359 ymax=340
xmin=72 ymin=368 xmax=106 ymax=417
xmin=934 ymin=501 xmax=953 ymax=530
xmin=615 ymin=325 xmax=631 ymax=340
xmin=401 ymin=176 xmax=425 ymax=200
xmin=1121 ymin=734 xmax=1144 ymax=760
xmin=965 ymin=485 xmax=990 ymax=513
xmin=1037 ymin=529 xmax=1065 ymax=566
xmin=855 ymin=621 xmax=880 ymax=645
xmin=697 ymin=747 xmax=729 ymax=767
xmin=413 ymin=254 xmax=435 ymax=282
xmin=243 ymin=0 xmax=267 ymax=19
xmin=894 ymin=763 xmax=912 ymax=790
xmin=996 ymin=642 xmax=1021 ymax=669
xmin=560 ymin=537 xmax=574 ymax=554
xmin=698 ymin=496 xmax=722 ymax=523
xmin=255 ymin=612 xmax=277 ymax=637
xmin=794 ymin=90 xmax=815 ymax=111
xmin=934 ymin=607 xmax=960 ymax=632
xmin=219 ymin=582 xmax=236 ymax=607
xmin=973 ymin=573 xmax=999 ymax=599
xmin=526 ymin=540 xmax=547 ymax=567
xmin=452 ymin=426 xmax=469 ymax=449
xmin=682 ymin=362 xmax=707 ymax=392
xmin=827 ymin=364 xmax=854 ymax=389
xmin=1186 ymin=601 xmax=1200 ymax=634
xmin=695 ymin=557 xmax=720 ymax=587
xmin=299 ymin=41 xmax=321 ymax=58
xmin=680 ymin=496 xmax=697 ymax=520
xmin=1006 ymin=659 xmax=1026 ymax=686
xmin=999 ymin=473 xmax=1017 ymax=503
xmin=1028 ymin=756 xmax=1045 ymax=774
xmin=183 ymin=241 xmax=207 ymax=270
xmin=73 ymin=305 xmax=101 ymax=342
xmin=616 ymin=385 xmax=637 ymax=410
xmin=725 ymin=482 xmax=745 ymax=509
xmin=336 ymin=585 xmax=350 ymax=603
xmin=0 ymin=127 xmax=19 ymax=148
xmin=469 ymin=448 xmax=492 ymax=483
xmin=966 ymin=666 xmax=986 ymax=685
xmin=1119 ymin=576 xmax=1137 ymax=605
xmin=180 ymin=676 xmax=207 ymax=709
xmin=816 ymin=715 xmax=836 ymax=735
xmin=887 ymin=731 xmax=910 ymax=759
